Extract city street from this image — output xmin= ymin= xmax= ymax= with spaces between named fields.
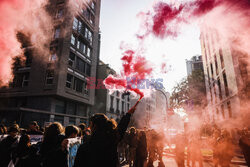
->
xmin=123 ymin=156 xmax=247 ymax=167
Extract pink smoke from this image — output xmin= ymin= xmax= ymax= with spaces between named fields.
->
xmin=0 ymin=0 xmax=54 ymax=86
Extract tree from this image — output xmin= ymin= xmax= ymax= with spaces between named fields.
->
xmin=170 ymin=69 xmax=206 ymax=109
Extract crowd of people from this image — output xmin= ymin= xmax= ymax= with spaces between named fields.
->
xmin=0 ymin=104 xmax=135 ymax=167
xmin=0 ymin=112 xmax=250 ymax=167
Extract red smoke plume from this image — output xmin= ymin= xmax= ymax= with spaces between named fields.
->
xmin=104 ymin=48 xmax=153 ymax=99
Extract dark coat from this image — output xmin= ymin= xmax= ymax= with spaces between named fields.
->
xmin=0 ymin=135 xmax=18 ymax=167
xmin=73 ymin=113 xmax=131 ymax=167
xmin=40 ymin=134 xmax=68 ymax=167
xmin=12 ymin=145 xmax=41 ymax=167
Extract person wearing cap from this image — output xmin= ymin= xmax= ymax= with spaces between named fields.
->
xmin=0 ymin=124 xmax=20 ymax=167
xmin=27 ymin=121 xmax=43 ymax=135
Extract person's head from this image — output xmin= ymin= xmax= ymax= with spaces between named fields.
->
xmin=139 ymin=130 xmax=146 ymax=140
xmin=78 ymin=123 xmax=86 ymax=137
xmin=29 ymin=121 xmax=38 ymax=131
xmin=0 ymin=124 xmax=7 ymax=134
xmin=20 ymin=128 xmax=27 ymax=135
xmin=44 ymin=122 xmax=64 ymax=141
xmin=8 ymin=124 xmax=20 ymax=138
xmin=129 ymin=127 xmax=136 ymax=135
xmin=78 ymin=123 xmax=86 ymax=131
xmin=65 ymin=125 xmax=79 ymax=138
xmin=89 ymin=113 xmax=116 ymax=134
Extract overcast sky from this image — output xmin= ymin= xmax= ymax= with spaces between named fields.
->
xmin=99 ymin=0 xmax=201 ymax=93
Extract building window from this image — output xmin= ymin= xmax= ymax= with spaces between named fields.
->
xmin=218 ymin=79 xmax=222 ymax=100
xmin=80 ymin=40 xmax=86 ymax=54
xmin=55 ymin=101 xmax=65 ymax=114
xmin=86 ymin=63 xmax=91 ymax=76
xmin=74 ymin=77 xmax=84 ymax=93
xmin=66 ymin=74 xmax=73 ymax=88
xmin=207 ymin=67 xmax=210 ymax=85
xmin=54 ymin=115 xmax=64 ymax=124
xmin=90 ymin=13 xmax=95 ymax=25
xmin=71 ymin=35 xmax=76 ymax=45
xmin=110 ymin=96 xmax=114 ymax=110
xmin=116 ymin=91 xmax=120 ymax=97
xmin=69 ymin=117 xmax=76 ymax=125
xmin=86 ymin=47 xmax=91 ymax=57
xmin=127 ymin=104 xmax=130 ymax=111
xmin=84 ymin=27 xmax=93 ymax=44
xmin=77 ymin=21 xmax=82 ymax=34
xmin=78 ymin=105 xmax=87 ymax=117
xmin=68 ymin=102 xmax=76 ymax=115
xmin=214 ymin=55 xmax=218 ymax=75
xmin=223 ymin=72 xmax=229 ymax=96
xmin=116 ymin=99 xmax=120 ymax=113
xmin=54 ymin=28 xmax=60 ymax=39
xmin=210 ymin=63 xmax=214 ymax=77
xmin=21 ymin=73 xmax=29 ymax=87
xmin=227 ymin=101 xmax=232 ymax=118
xmin=91 ymin=2 xmax=95 ymax=11
xmin=46 ymin=70 xmax=54 ymax=85
xmin=213 ymin=82 xmax=216 ymax=103
xmin=13 ymin=73 xmax=29 ymax=87
xmin=49 ymin=53 xmax=57 ymax=62
xmin=73 ymin=17 xmax=78 ymax=30
xmin=68 ymin=52 xmax=75 ymax=67
xmin=84 ymin=81 xmax=89 ymax=95
xmin=76 ymin=57 xmax=85 ymax=74
xmin=56 ymin=9 xmax=63 ymax=19
xmin=219 ymin=49 xmax=224 ymax=69
xmin=122 ymin=101 xmax=125 ymax=112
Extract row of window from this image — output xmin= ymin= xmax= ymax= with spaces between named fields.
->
xmin=68 ymin=51 xmax=91 ymax=76
xmin=66 ymin=74 xmax=89 ymax=95
xmin=214 ymin=101 xmax=232 ymax=120
xmin=72 ymin=17 xmax=93 ymax=44
xmin=110 ymin=96 xmax=130 ymax=113
xmin=71 ymin=35 xmax=92 ymax=58
xmin=12 ymin=73 xmax=30 ymax=88
xmin=209 ymin=72 xmax=229 ymax=104
xmin=82 ymin=8 xmax=95 ymax=25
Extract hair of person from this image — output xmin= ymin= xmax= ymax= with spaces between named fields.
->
xmin=90 ymin=113 xmax=117 ymax=133
xmin=8 ymin=123 xmax=20 ymax=133
xmin=43 ymin=122 xmax=64 ymax=142
xmin=129 ymin=127 xmax=136 ymax=133
xmin=78 ymin=123 xmax=86 ymax=131
xmin=30 ymin=121 xmax=38 ymax=126
xmin=65 ymin=125 xmax=79 ymax=138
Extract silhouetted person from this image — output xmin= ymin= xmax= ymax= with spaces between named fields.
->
xmin=175 ymin=133 xmax=186 ymax=167
xmin=135 ymin=131 xmax=148 ymax=167
xmin=0 ymin=124 xmax=20 ymax=167
xmin=12 ymin=134 xmax=41 ymax=167
xmin=128 ymin=127 xmax=138 ymax=167
xmin=239 ymin=128 xmax=250 ymax=167
xmin=27 ymin=121 xmax=43 ymax=135
xmin=73 ymin=106 xmax=136 ymax=167
xmin=217 ymin=129 xmax=234 ymax=167
xmin=40 ymin=122 xmax=68 ymax=167
xmin=65 ymin=125 xmax=79 ymax=138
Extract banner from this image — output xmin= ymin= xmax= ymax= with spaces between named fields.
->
xmin=29 ymin=135 xmax=43 ymax=144
xmin=0 ymin=135 xmax=8 ymax=142
xmin=67 ymin=137 xmax=82 ymax=167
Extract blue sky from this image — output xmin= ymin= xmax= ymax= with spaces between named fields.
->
xmin=99 ymin=0 xmax=201 ymax=93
